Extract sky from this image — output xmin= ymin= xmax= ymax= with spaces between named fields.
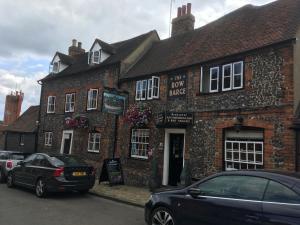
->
xmin=0 ymin=0 xmax=276 ymax=120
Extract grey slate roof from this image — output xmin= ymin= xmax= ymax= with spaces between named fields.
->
xmin=42 ymin=30 xmax=157 ymax=81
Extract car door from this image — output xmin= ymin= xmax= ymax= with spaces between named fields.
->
xmin=262 ymin=180 xmax=300 ymax=225
xmin=178 ymin=175 xmax=267 ymax=225
xmin=14 ymin=154 xmax=36 ymax=186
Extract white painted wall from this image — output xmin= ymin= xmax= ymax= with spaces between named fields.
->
xmin=91 ymin=41 xmax=111 ymax=63
xmin=52 ymin=54 xmax=68 ymax=73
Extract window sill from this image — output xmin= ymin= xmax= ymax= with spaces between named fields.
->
xmin=88 ymin=150 xmax=100 ymax=154
xmin=129 ymin=156 xmax=149 ymax=161
xmin=197 ymin=88 xmax=244 ymax=96
xmin=46 ymin=112 xmax=55 ymax=114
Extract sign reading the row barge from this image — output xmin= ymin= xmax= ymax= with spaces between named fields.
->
xmin=168 ymin=74 xmax=187 ymax=98
xmin=102 ymin=91 xmax=126 ymax=115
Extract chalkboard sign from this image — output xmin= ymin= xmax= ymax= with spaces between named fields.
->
xmin=99 ymin=158 xmax=124 ymax=186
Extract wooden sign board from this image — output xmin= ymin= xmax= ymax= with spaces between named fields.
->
xmin=99 ymin=158 xmax=124 ymax=186
xmin=156 ymin=112 xmax=193 ymax=128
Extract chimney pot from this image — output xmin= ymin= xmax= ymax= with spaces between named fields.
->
xmin=187 ymin=3 xmax=191 ymax=14
xmin=78 ymin=42 xmax=82 ymax=49
xmin=72 ymin=39 xmax=77 ymax=47
xmin=177 ymin=7 xmax=182 ymax=17
xmin=182 ymin=5 xmax=187 ymax=15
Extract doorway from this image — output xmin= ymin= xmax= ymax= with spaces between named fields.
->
xmin=60 ymin=130 xmax=73 ymax=154
xmin=163 ymin=129 xmax=185 ymax=186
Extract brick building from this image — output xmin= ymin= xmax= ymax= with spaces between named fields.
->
xmin=38 ymin=32 xmax=159 ymax=169
xmin=115 ymin=0 xmax=300 ymax=186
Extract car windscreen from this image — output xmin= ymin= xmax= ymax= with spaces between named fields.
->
xmin=48 ymin=155 xmax=87 ymax=167
xmin=11 ymin=154 xmax=28 ymax=160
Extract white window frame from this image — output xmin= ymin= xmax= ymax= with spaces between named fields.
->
xmin=152 ymin=76 xmax=160 ymax=99
xmin=47 ymin=96 xmax=56 ymax=113
xmin=88 ymin=133 xmax=101 ymax=153
xmin=225 ymin=140 xmax=264 ymax=170
xmin=136 ymin=76 xmax=160 ymax=101
xmin=232 ymin=61 xmax=244 ymax=89
xmin=135 ymin=81 xmax=142 ymax=100
xmin=52 ymin=61 xmax=60 ymax=73
xmin=65 ymin=93 xmax=75 ymax=113
xmin=87 ymin=89 xmax=98 ymax=110
xmin=222 ymin=64 xmax=232 ymax=91
xmin=130 ymin=129 xmax=149 ymax=159
xmin=147 ymin=79 xmax=153 ymax=100
xmin=92 ymin=50 xmax=101 ymax=64
xmin=45 ymin=132 xmax=53 ymax=146
xmin=209 ymin=67 xmax=219 ymax=93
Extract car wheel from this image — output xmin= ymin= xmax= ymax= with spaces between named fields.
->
xmin=0 ymin=169 xmax=5 ymax=183
xmin=35 ymin=178 xmax=47 ymax=198
xmin=6 ymin=173 xmax=14 ymax=188
xmin=151 ymin=207 xmax=175 ymax=225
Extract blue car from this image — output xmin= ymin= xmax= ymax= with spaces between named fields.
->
xmin=145 ymin=170 xmax=300 ymax=225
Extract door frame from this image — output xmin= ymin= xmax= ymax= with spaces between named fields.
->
xmin=60 ymin=130 xmax=74 ymax=154
xmin=162 ymin=129 xmax=186 ymax=186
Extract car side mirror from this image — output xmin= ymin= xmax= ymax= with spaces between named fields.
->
xmin=17 ymin=161 xmax=24 ymax=166
xmin=188 ymin=188 xmax=202 ymax=198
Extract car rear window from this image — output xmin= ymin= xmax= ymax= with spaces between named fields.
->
xmin=49 ymin=155 xmax=87 ymax=167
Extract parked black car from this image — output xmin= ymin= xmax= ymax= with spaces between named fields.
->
xmin=0 ymin=150 xmax=31 ymax=182
xmin=7 ymin=153 xmax=96 ymax=197
xmin=145 ymin=170 xmax=300 ymax=225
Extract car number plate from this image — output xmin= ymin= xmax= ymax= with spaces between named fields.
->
xmin=72 ymin=171 xmax=87 ymax=176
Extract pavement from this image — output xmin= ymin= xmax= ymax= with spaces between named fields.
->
xmin=0 ymin=183 xmax=146 ymax=225
xmin=90 ymin=181 xmax=151 ymax=207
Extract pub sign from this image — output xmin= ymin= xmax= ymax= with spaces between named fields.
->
xmin=102 ymin=91 xmax=126 ymax=115
xmin=156 ymin=112 xmax=193 ymax=128
xmin=168 ymin=74 xmax=187 ymax=98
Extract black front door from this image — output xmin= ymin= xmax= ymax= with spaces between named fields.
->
xmin=169 ymin=133 xmax=184 ymax=186
xmin=62 ymin=133 xmax=72 ymax=154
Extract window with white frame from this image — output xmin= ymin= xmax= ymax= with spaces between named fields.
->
xmin=222 ymin=64 xmax=232 ymax=91
xmin=130 ymin=129 xmax=149 ymax=159
xmin=233 ymin=61 xmax=243 ymax=89
xmin=45 ymin=132 xmax=53 ymax=146
xmin=209 ymin=67 xmax=219 ymax=93
xmin=225 ymin=140 xmax=263 ymax=170
xmin=52 ymin=62 xmax=59 ymax=73
xmin=92 ymin=51 xmax=100 ymax=64
xmin=65 ymin=93 xmax=75 ymax=112
xmin=136 ymin=76 xmax=160 ymax=101
xmin=87 ymin=89 xmax=98 ymax=110
xmin=47 ymin=96 xmax=56 ymax=113
xmin=88 ymin=133 xmax=101 ymax=153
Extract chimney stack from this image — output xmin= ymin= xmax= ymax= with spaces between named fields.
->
xmin=68 ymin=39 xmax=85 ymax=57
xmin=3 ymin=91 xmax=24 ymax=126
xmin=171 ymin=3 xmax=195 ymax=37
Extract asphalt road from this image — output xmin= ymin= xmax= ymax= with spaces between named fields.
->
xmin=0 ymin=183 xmax=146 ymax=225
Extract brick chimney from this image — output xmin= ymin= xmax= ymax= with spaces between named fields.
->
xmin=68 ymin=39 xmax=85 ymax=57
xmin=171 ymin=3 xmax=195 ymax=37
xmin=3 ymin=91 xmax=24 ymax=126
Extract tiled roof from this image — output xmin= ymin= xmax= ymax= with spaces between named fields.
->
xmin=5 ymin=106 xmax=40 ymax=133
xmin=122 ymin=0 xmax=300 ymax=80
xmin=42 ymin=30 xmax=157 ymax=81
xmin=56 ymin=52 xmax=74 ymax=65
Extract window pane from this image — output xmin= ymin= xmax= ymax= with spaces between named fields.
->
xmin=198 ymin=176 xmax=268 ymax=201
xmin=264 ymin=181 xmax=300 ymax=204
xmin=223 ymin=77 xmax=231 ymax=89
xmin=211 ymin=80 xmax=218 ymax=91
xmin=234 ymin=62 xmax=242 ymax=74
xmin=131 ymin=129 xmax=149 ymax=158
xmin=234 ymin=75 xmax=242 ymax=88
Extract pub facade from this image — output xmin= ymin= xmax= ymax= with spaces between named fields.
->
xmin=115 ymin=1 xmax=300 ymax=186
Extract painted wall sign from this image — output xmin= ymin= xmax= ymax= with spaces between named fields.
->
xmin=102 ymin=91 xmax=126 ymax=115
xmin=168 ymin=74 xmax=187 ymax=98
xmin=156 ymin=112 xmax=193 ymax=127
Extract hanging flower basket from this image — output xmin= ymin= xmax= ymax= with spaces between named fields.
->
xmin=124 ymin=104 xmax=152 ymax=128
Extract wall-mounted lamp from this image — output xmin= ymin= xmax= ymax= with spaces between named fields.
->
xmin=233 ymin=115 xmax=244 ymax=132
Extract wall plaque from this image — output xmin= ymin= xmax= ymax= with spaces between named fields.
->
xmin=168 ymin=74 xmax=187 ymax=98
xmin=156 ymin=112 xmax=193 ymax=128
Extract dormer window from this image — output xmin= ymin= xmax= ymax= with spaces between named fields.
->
xmin=92 ymin=51 xmax=101 ymax=64
xmin=52 ymin=62 xmax=60 ymax=73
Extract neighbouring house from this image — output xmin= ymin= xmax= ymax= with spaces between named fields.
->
xmin=0 ymin=91 xmax=24 ymax=150
xmin=115 ymin=0 xmax=300 ymax=186
xmin=3 ymin=106 xmax=39 ymax=153
xmin=37 ymin=32 xmax=159 ymax=170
